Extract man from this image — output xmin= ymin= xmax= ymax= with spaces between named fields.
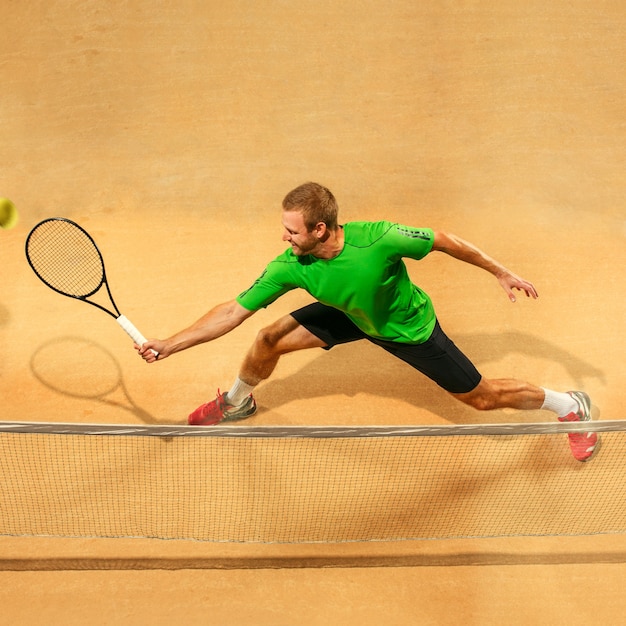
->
xmin=137 ymin=182 xmax=598 ymax=462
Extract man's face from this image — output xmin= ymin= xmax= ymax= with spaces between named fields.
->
xmin=281 ymin=209 xmax=320 ymax=256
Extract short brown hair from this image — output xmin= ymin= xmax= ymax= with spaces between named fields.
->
xmin=282 ymin=182 xmax=339 ymax=231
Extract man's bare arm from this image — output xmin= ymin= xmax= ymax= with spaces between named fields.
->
xmin=136 ymin=299 xmax=255 ymax=363
xmin=432 ymin=230 xmax=538 ymax=302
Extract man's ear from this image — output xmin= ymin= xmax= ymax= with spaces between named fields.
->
xmin=314 ymin=221 xmax=328 ymax=239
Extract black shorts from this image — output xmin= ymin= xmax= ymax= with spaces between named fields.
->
xmin=290 ymin=302 xmax=482 ymax=394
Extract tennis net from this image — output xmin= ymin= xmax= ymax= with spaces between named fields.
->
xmin=0 ymin=420 xmax=624 ymax=543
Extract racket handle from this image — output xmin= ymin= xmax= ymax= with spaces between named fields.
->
xmin=116 ymin=315 xmax=158 ymax=356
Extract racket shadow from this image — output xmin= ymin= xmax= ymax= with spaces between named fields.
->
xmin=30 ymin=336 xmax=161 ymax=425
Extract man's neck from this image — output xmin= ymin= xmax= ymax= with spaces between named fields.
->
xmin=312 ymin=226 xmax=344 ymax=259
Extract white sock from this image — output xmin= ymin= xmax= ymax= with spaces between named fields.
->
xmin=540 ymin=388 xmax=578 ymax=418
xmin=225 ymin=378 xmax=256 ymax=406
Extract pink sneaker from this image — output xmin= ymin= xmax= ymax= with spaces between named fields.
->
xmin=558 ymin=391 xmax=599 ymax=462
xmin=188 ymin=389 xmax=257 ymax=425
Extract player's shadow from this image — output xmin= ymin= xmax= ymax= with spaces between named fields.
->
xmin=257 ymin=330 xmax=606 ymax=423
xmin=30 ymin=336 xmax=161 ymax=425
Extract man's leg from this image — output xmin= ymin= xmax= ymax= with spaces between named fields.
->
xmin=376 ymin=319 xmax=598 ymax=461
xmin=452 ymin=378 xmax=599 ymax=462
xmin=188 ymin=314 xmax=326 ymax=425
xmin=236 ymin=314 xmax=327 ymax=388
xmin=451 ymin=378 xmax=545 ymax=411
xmin=227 ymin=302 xmax=366 ymax=407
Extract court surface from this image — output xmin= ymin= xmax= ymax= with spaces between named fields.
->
xmin=1 ymin=1 xmax=625 ymax=624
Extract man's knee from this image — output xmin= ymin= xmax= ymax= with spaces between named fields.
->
xmin=465 ymin=393 xmax=496 ymax=411
xmin=254 ymin=315 xmax=326 ymax=356
xmin=453 ymin=380 xmax=496 ymax=411
xmin=254 ymin=318 xmax=295 ymax=353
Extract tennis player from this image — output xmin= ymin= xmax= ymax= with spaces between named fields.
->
xmin=137 ymin=182 xmax=598 ymax=462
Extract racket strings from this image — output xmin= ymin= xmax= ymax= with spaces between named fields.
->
xmin=26 ymin=221 xmax=105 ymax=297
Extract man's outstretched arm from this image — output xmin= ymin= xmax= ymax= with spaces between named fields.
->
xmin=136 ymin=299 xmax=255 ymax=363
xmin=431 ymin=230 xmax=538 ymax=302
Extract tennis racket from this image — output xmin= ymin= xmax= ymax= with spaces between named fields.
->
xmin=25 ymin=217 xmax=156 ymax=354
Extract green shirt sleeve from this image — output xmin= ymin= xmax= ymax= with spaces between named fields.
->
xmin=236 ymin=252 xmax=298 ymax=311
xmin=382 ymin=223 xmax=434 ymax=260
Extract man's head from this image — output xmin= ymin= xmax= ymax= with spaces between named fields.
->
xmin=281 ymin=182 xmax=340 ymax=257
xmin=282 ymin=182 xmax=339 ymax=231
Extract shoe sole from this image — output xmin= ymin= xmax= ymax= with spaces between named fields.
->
xmin=189 ymin=407 xmax=256 ymax=426
xmin=221 ymin=405 xmax=257 ymax=423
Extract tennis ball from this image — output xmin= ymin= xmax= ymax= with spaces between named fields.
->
xmin=0 ymin=198 xmax=18 ymax=229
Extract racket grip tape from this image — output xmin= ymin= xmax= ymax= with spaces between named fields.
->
xmin=116 ymin=315 xmax=158 ymax=356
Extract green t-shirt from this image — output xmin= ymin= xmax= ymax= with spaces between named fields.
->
xmin=236 ymin=221 xmax=437 ymax=344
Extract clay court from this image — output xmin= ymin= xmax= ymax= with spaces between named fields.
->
xmin=1 ymin=1 xmax=625 ymax=624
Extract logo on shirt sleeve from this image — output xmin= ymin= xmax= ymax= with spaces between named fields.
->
xmin=396 ymin=225 xmax=431 ymax=241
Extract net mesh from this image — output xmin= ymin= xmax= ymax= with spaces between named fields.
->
xmin=26 ymin=219 xmax=104 ymax=297
xmin=0 ymin=421 xmax=624 ymax=543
